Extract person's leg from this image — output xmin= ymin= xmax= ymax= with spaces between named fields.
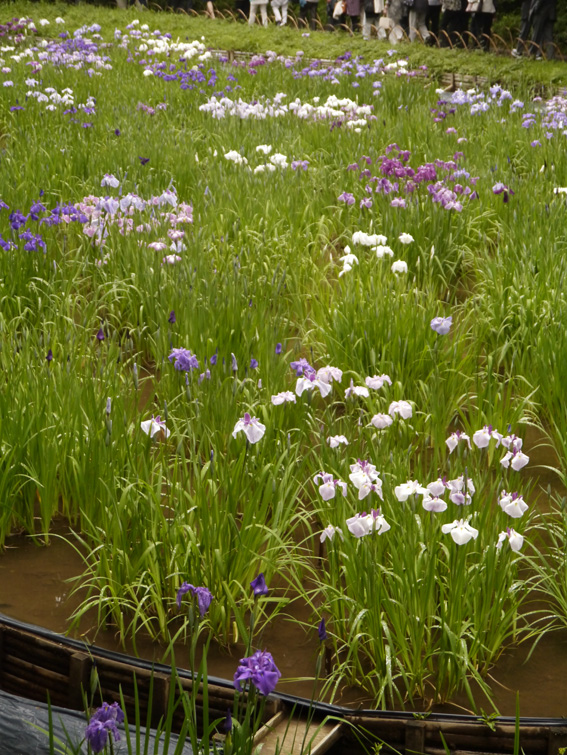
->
xmin=282 ymin=1 xmax=288 ymax=23
xmin=260 ymin=3 xmax=269 ymax=25
xmin=513 ymin=0 xmax=531 ymax=54
xmin=542 ymin=17 xmax=555 ymax=58
xmin=408 ymin=8 xmax=418 ymax=40
xmin=309 ymin=2 xmax=318 ymax=28
xmin=530 ymin=7 xmax=548 ymax=57
xmin=440 ymin=8 xmax=454 ymax=45
xmin=248 ymin=3 xmax=257 ymax=25
xmin=388 ymin=0 xmax=405 ymax=42
xmin=427 ymin=3 xmax=440 ymax=35
xmin=415 ymin=9 xmax=429 ymax=39
xmin=454 ymin=8 xmax=468 ymax=45
xmin=272 ymin=1 xmax=282 ymax=22
xmin=362 ymin=9 xmax=374 ymax=38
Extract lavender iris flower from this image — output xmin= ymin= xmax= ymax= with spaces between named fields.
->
xmin=231 ymin=352 xmax=238 ymax=372
xmin=168 ymin=310 xmax=176 ymax=324
xmin=275 ymin=342 xmax=282 ymax=355
xmin=250 ymin=357 xmax=258 ymax=370
xmin=250 ymin=572 xmax=269 ymax=597
xmin=318 ymin=618 xmax=327 ymax=642
xmin=430 ymin=315 xmax=452 ymax=335
xmin=338 ymin=192 xmax=355 ymax=206
xmin=85 ymin=702 xmax=124 ymax=754
xmin=46 ymin=349 xmax=53 ymax=362
xmin=210 ymin=350 xmax=218 ymax=366
xmin=96 ymin=327 xmax=105 ymax=341
xmin=169 ymin=347 xmax=199 ymax=371
xmin=176 ymin=582 xmax=214 ymax=615
xmin=138 ymin=156 xmax=150 ymax=165
xmin=233 ymin=650 xmax=281 ymax=696
xmin=290 ymin=358 xmax=313 ymax=377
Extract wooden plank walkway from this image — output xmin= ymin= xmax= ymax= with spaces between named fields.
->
xmin=254 ymin=710 xmax=344 ymax=755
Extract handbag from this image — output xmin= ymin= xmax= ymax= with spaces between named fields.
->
xmin=333 ymin=0 xmax=346 ymax=17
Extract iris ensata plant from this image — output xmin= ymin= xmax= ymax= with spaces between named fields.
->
xmin=224 ymin=575 xmax=280 ymax=755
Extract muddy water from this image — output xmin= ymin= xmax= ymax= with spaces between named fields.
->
xmin=2 ymin=430 xmax=567 ymax=717
xmin=0 ymin=523 xmax=334 ymax=703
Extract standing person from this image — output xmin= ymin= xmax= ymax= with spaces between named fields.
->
xmin=386 ymin=0 xmax=406 ymax=41
xmin=427 ymin=0 xmax=442 ymax=37
xmin=235 ymin=0 xmax=251 ymax=19
xmin=440 ymin=0 xmax=468 ymax=46
xmin=362 ymin=0 xmax=385 ymax=38
xmin=347 ymin=0 xmax=362 ymax=31
xmin=529 ymin=0 xmax=557 ymax=59
xmin=512 ymin=0 xmax=532 ymax=56
xmin=409 ymin=0 xmax=430 ymax=40
xmin=467 ymin=0 xmax=496 ymax=49
xmin=249 ymin=0 xmax=269 ymax=25
xmin=300 ymin=0 xmax=319 ymax=29
xmin=272 ymin=0 xmax=289 ymax=24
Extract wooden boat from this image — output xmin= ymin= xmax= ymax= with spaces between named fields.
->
xmin=1 ymin=613 xmax=567 ymax=754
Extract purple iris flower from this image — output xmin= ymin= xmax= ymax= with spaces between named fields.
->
xmin=176 ymin=582 xmax=214 ymax=615
xmin=85 ymin=702 xmax=124 ymax=754
xmin=169 ymin=348 xmax=199 ymax=371
xmin=492 ymin=182 xmax=514 ymax=203
xmin=0 ymin=234 xmax=15 ymax=251
xmin=430 ymin=315 xmax=452 ymax=335
xmin=318 ymin=618 xmax=327 ymax=642
xmin=231 ymin=353 xmax=238 ymax=372
xmin=233 ymin=650 xmax=281 ymax=696
xmin=210 ymin=350 xmax=218 ymax=366
xmin=250 ymin=572 xmax=269 ymax=597
xmin=275 ymin=343 xmax=282 ymax=355
xmin=290 ymin=358 xmax=313 ymax=377
xmin=168 ymin=310 xmax=176 ymax=324
xmin=138 ymin=156 xmax=150 ymax=165
xmin=19 ymin=230 xmax=46 ymax=252
xmin=250 ymin=357 xmax=258 ymax=370
xmin=222 ymin=708 xmax=233 ymax=733
xmin=338 ymin=192 xmax=355 ymax=206
xmin=46 ymin=349 xmax=53 ymax=363
xmin=9 ymin=210 xmax=28 ymax=230
xmin=96 ymin=327 xmax=105 ymax=341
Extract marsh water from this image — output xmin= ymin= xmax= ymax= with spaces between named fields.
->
xmin=2 ymin=429 xmax=567 ymax=718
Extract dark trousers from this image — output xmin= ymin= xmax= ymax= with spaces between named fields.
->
xmin=515 ymin=0 xmax=532 ymax=51
xmin=440 ymin=9 xmax=468 ymax=46
xmin=427 ymin=3 xmax=441 ymax=35
xmin=299 ymin=1 xmax=318 ymax=27
xmin=470 ymin=11 xmax=493 ymax=49
xmin=530 ymin=0 xmax=556 ymax=58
